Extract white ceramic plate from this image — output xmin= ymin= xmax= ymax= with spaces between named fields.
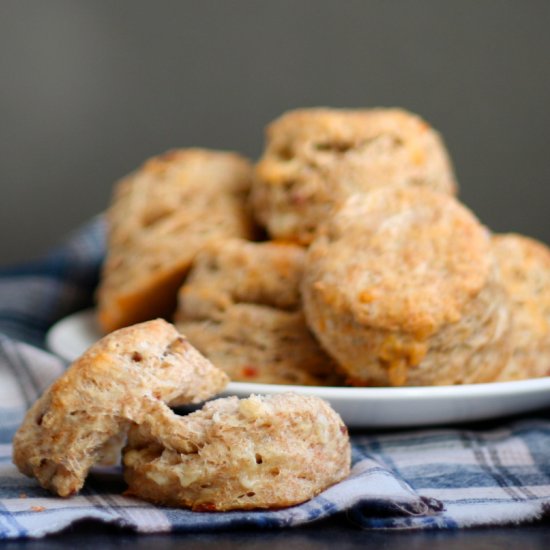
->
xmin=46 ymin=309 xmax=550 ymax=429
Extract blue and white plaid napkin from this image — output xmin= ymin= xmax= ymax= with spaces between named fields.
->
xmin=1 ymin=219 xmax=550 ymax=539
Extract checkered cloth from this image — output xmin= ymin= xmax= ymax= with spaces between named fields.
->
xmin=1 ymin=219 xmax=550 ymax=539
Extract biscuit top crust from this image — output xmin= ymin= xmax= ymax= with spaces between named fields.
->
xmin=304 ymin=187 xmax=492 ymax=336
xmin=108 ymin=148 xmax=252 ymax=249
xmin=48 ymin=319 xmax=229 ymax=408
xmin=263 ymin=108 xmax=448 ymax=155
xmin=492 ymin=233 xmax=550 ymax=334
xmin=256 ymin=107 xmax=457 ymax=193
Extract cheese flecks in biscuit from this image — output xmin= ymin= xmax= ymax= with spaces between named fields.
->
xmin=12 ymin=320 xmax=228 ymax=497
xmin=302 ymin=187 xmax=512 ymax=387
xmin=175 ymin=239 xmax=343 ymax=386
xmin=252 ymin=108 xmax=457 ymax=244
xmin=97 ymin=148 xmax=255 ymax=333
xmin=123 ymin=393 xmax=351 ymax=511
xmin=493 ymin=234 xmax=550 ymax=381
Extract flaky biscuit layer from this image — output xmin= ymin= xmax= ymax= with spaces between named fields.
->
xmin=97 ymin=148 xmax=254 ymax=332
xmin=493 ymin=234 xmax=550 ymax=381
xmin=176 ymin=239 xmax=342 ymax=385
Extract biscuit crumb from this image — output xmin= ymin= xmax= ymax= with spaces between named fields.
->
xmin=123 ymin=393 xmax=351 ymax=510
xmin=30 ymin=506 xmax=46 ymax=512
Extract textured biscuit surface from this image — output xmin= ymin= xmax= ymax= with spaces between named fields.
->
xmin=97 ymin=148 xmax=254 ymax=333
xmin=302 ymin=188 xmax=511 ymax=386
xmin=252 ymin=108 xmax=457 ymax=244
xmin=176 ymin=239 xmax=342 ymax=385
xmin=493 ymin=234 xmax=550 ymax=380
xmin=123 ymin=393 xmax=351 ymax=510
xmin=12 ymin=320 xmax=228 ymax=497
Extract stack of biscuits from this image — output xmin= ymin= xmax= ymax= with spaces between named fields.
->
xmin=96 ymin=108 xmax=550 ymax=388
xmin=11 ymin=107 xmax=550 ymax=512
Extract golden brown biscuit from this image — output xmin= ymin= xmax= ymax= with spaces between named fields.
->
xmin=12 ymin=319 xmax=228 ymax=497
xmin=175 ymin=239 xmax=343 ymax=385
xmin=123 ymin=393 xmax=351 ymax=510
xmin=302 ymin=188 xmax=511 ymax=387
xmin=97 ymin=149 xmax=254 ymax=333
xmin=252 ymin=108 xmax=457 ymax=244
xmin=493 ymin=234 xmax=550 ymax=381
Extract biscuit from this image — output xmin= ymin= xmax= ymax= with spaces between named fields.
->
xmin=175 ymin=239 xmax=342 ymax=385
xmin=301 ymin=188 xmax=511 ymax=386
xmin=123 ymin=393 xmax=351 ymax=510
xmin=493 ymin=234 xmax=550 ymax=381
xmin=252 ymin=108 xmax=457 ymax=244
xmin=97 ymin=149 xmax=255 ymax=333
xmin=12 ymin=319 xmax=228 ymax=497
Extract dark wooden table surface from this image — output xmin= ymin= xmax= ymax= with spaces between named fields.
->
xmin=3 ymin=516 xmax=550 ymax=549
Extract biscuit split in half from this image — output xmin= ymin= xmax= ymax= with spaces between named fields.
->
xmin=302 ymin=187 xmax=512 ymax=387
xmin=97 ymin=148 xmax=255 ymax=333
xmin=252 ymin=108 xmax=457 ymax=244
xmin=12 ymin=319 xmax=229 ymax=497
xmin=13 ymin=319 xmax=350 ymax=509
xmin=123 ymin=393 xmax=351 ymax=511
xmin=175 ymin=239 xmax=343 ymax=385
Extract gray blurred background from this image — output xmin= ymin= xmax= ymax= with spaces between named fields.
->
xmin=1 ymin=0 xmax=549 ymax=265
